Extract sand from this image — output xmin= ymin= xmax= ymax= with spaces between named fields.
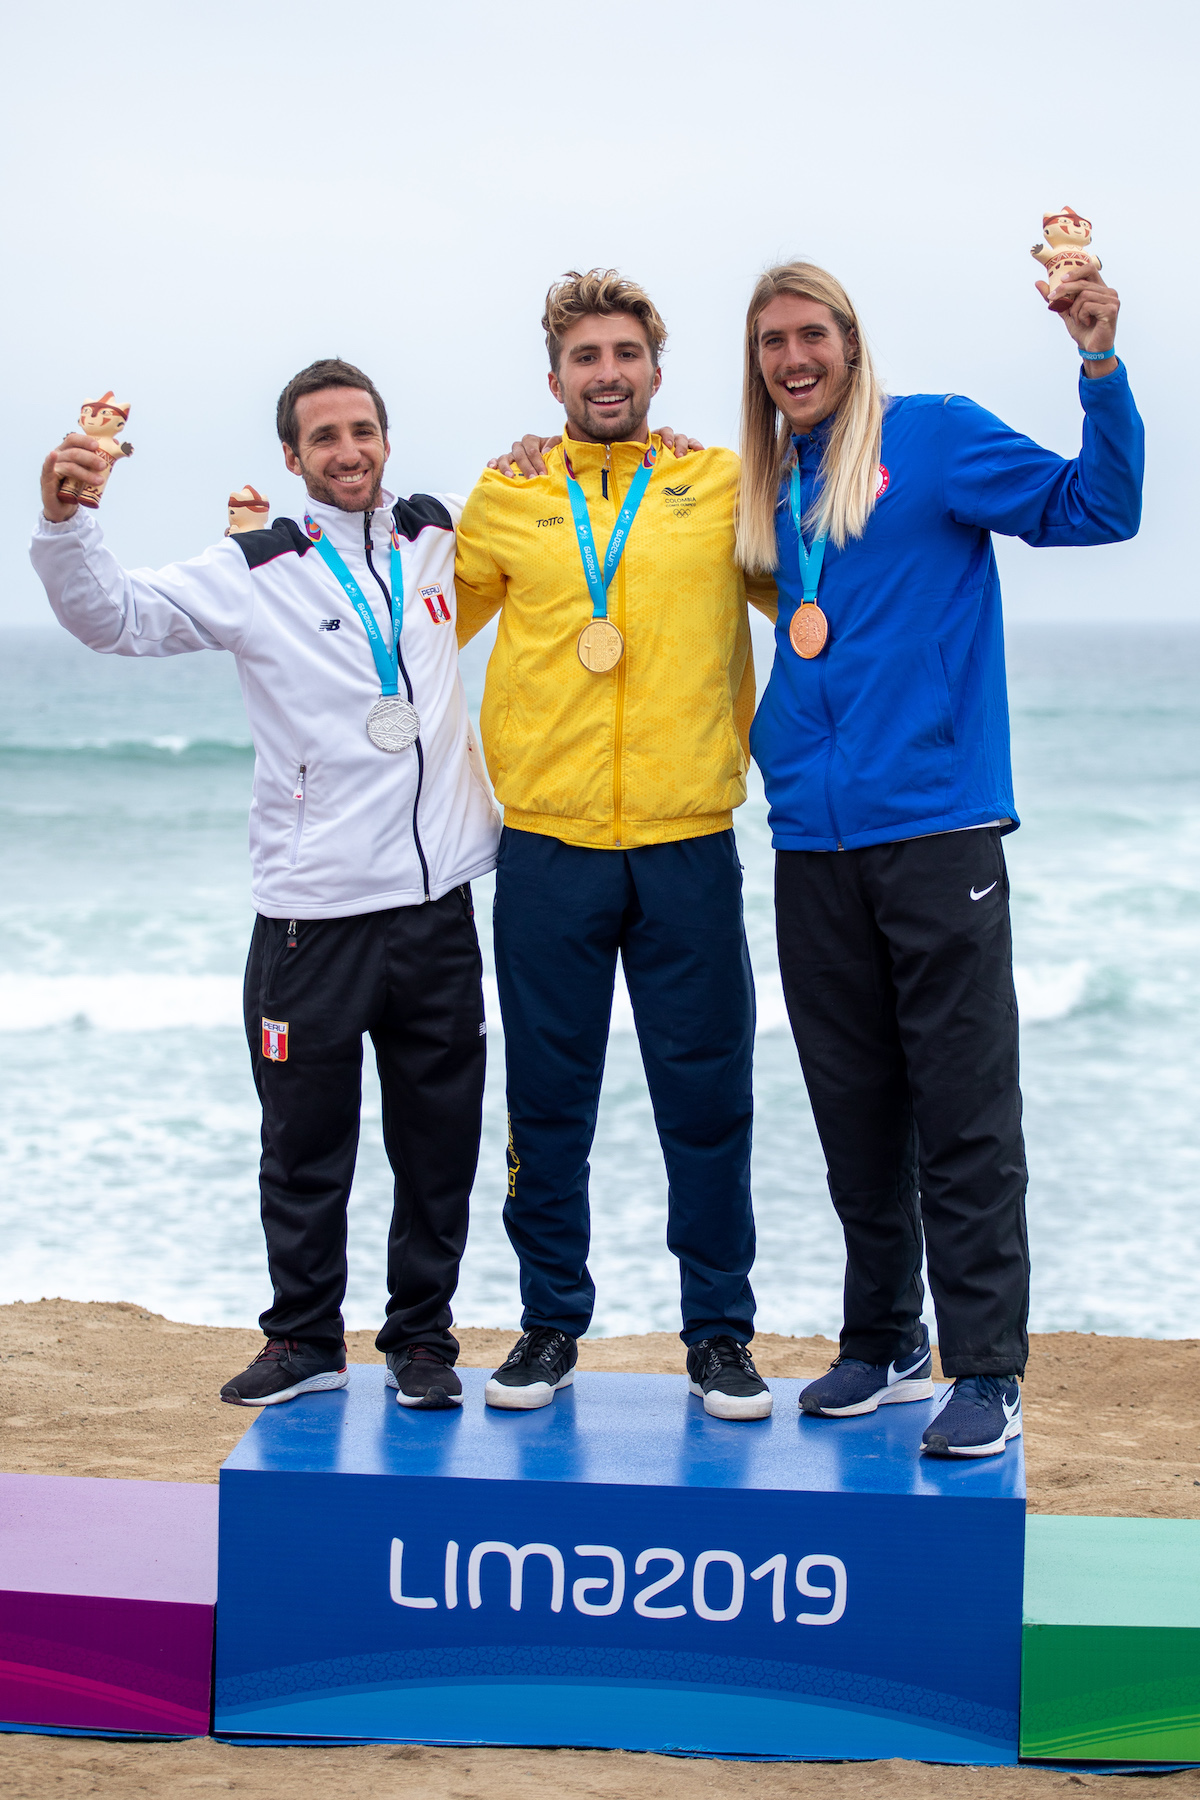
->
xmin=2 ymin=1298 xmax=1199 ymax=1797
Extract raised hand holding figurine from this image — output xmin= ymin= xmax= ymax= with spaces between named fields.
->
xmin=1033 ymin=207 xmax=1118 ymax=378
xmin=56 ymin=393 xmax=133 ymax=510
xmin=1031 ymin=207 xmax=1101 ymax=311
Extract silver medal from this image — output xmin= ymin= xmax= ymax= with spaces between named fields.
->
xmin=366 ymin=695 xmax=421 ymax=752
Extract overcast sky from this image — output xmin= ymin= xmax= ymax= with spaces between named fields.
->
xmin=1 ymin=0 xmax=1193 ymax=625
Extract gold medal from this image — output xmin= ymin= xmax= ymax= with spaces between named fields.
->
xmin=789 ymin=602 xmax=828 ymax=661
xmin=578 ymin=618 xmax=625 ymax=673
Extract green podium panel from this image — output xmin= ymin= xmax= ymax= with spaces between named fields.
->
xmin=1022 ymin=1515 xmax=1200 ymax=1763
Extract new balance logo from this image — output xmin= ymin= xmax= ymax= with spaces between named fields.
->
xmin=318 ymin=618 xmax=341 ymax=632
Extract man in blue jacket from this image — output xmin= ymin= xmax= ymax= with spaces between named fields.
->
xmin=735 ymin=257 xmax=1143 ymax=1456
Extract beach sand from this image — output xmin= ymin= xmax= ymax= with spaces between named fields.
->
xmin=2 ymin=1299 xmax=1199 ymax=1798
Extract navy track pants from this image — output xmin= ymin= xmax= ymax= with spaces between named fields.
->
xmin=493 ymin=826 xmax=757 ymax=1345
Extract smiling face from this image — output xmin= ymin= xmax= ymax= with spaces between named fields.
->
xmin=80 ymin=404 xmax=126 ymax=439
xmin=548 ymin=312 xmax=663 ymax=444
xmin=282 ymin=386 xmax=389 ymax=511
xmin=755 ymin=294 xmax=856 ymax=435
xmin=1044 ymin=212 xmax=1091 ymax=247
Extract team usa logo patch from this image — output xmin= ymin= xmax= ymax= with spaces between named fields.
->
xmin=876 ymin=464 xmax=890 ymax=498
xmin=420 ymin=584 xmax=452 ymax=624
xmin=262 ymin=1017 xmax=289 ymax=1063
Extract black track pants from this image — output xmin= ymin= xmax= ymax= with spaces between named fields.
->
xmin=775 ymin=828 xmax=1029 ymax=1378
xmin=242 ymin=887 xmax=486 ymax=1358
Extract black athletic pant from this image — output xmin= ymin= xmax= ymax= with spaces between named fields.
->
xmin=775 ymin=828 xmax=1029 ymax=1378
xmin=242 ymin=887 xmax=486 ymax=1358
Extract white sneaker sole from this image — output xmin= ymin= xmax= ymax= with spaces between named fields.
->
xmin=688 ymin=1379 xmax=773 ymax=1420
xmin=923 ymin=1413 xmax=1022 ymax=1458
xmin=802 ymin=1373 xmax=935 ymax=1417
xmin=228 ymin=1368 xmax=349 ymax=1407
xmin=384 ymin=1368 xmax=464 ymax=1407
xmin=484 ymin=1370 xmax=574 ymax=1410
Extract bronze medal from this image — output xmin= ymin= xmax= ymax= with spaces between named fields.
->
xmin=578 ymin=618 xmax=625 ymax=673
xmin=789 ymin=602 xmax=828 ymax=661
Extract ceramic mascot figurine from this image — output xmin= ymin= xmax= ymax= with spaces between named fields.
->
xmin=226 ymin=485 xmax=270 ymax=535
xmin=1031 ymin=208 xmax=1101 ymax=313
xmin=57 ymin=393 xmax=133 ymax=509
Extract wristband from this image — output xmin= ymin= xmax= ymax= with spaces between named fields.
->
xmin=1079 ymin=345 xmax=1116 ymax=361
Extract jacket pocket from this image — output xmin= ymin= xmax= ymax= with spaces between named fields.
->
xmin=287 ymin=765 xmax=307 ymax=866
xmin=925 ymin=643 xmax=955 ymax=747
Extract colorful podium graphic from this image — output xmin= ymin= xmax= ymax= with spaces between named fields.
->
xmin=216 ymin=1369 xmax=1025 ymax=1761
xmin=0 ymin=1473 xmax=217 ymax=1736
xmin=1022 ymin=1515 xmax=1200 ymax=1763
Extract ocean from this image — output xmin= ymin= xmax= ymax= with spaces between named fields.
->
xmin=2 ymin=620 xmax=1198 ymax=1345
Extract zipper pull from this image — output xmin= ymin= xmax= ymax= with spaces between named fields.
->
xmin=292 ymin=765 xmax=306 ymax=802
xmin=287 ymin=920 xmax=297 ymax=948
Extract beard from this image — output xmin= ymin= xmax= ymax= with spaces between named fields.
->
xmin=566 ymin=387 xmax=651 ymax=444
xmin=297 ymin=455 xmax=383 ymax=512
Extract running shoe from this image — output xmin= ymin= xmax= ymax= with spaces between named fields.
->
xmin=799 ymin=1324 xmax=934 ymax=1417
xmin=687 ymin=1337 xmax=773 ymax=1420
xmin=220 ymin=1337 xmax=348 ymax=1406
xmin=485 ymin=1328 xmax=577 ymax=1410
xmin=385 ymin=1346 xmax=463 ymax=1409
xmin=921 ymin=1375 xmax=1022 ymax=1457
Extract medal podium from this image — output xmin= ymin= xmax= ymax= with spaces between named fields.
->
xmin=215 ymin=1368 xmax=1024 ymax=1762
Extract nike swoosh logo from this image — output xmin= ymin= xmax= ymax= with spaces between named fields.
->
xmin=970 ymin=882 xmax=998 ymax=901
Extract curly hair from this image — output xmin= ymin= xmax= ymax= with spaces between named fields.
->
xmin=542 ymin=269 xmax=667 ymax=373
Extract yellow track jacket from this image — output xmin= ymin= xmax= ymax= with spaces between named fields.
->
xmin=454 ymin=434 xmax=777 ymax=850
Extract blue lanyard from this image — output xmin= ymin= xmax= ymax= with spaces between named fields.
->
xmin=564 ymin=444 xmax=657 ymax=619
xmin=304 ymin=513 xmax=404 ymax=696
xmin=788 ymin=467 xmax=828 ymax=603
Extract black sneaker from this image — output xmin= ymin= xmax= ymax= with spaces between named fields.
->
xmin=220 ymin=1337 xmax=348 ymax=1406
xmin=485 ymin=1328 xmax=577 ymax=1411
xmin=800 ymin=1324 xmax=934 ymax=1417
xmin=922 ymin=1375 xmax=1022 ymax=1458
xmin=686 ymin=1336 xmax=773 ymax=1420
xmin=385 ymin=1346 xmax=463 ymax=1409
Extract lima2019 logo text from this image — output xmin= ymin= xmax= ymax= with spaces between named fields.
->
xmin=389 ymin=1538 xmax=846 ymax=1626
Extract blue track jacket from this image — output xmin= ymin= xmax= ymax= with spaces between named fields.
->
xmin=749 ymin=362 xmax=1144 ymax=850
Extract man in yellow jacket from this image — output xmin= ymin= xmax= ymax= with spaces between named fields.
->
xmin=455 ymin=269 xmax=776 ymax=1420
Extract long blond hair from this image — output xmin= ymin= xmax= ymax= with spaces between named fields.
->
xmin=736 ymin=263 xmax=883 ymax=572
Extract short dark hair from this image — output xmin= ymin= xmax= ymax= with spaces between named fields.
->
xmin=275 ymin=358 xmax=388 ymax=449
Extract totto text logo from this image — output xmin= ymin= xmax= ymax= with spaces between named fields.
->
xmin=388 ymin=1538 xmax=846 ymax=1626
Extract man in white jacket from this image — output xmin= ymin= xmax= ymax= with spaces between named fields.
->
xmin=32 ymin=359 xmax=500 ymax=1410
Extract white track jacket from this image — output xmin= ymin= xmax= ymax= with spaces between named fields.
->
xmin=30 ymin=491 xmax=501 ymax=918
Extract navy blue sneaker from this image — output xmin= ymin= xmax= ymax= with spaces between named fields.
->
xmin=921 ymin=1375 xmax=1022 ymax=1458
xmin=799 ymin=1324 xmax=934 ymax=1417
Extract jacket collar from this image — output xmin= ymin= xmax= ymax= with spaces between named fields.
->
xmin=791 ymin=411 xmax=835 ymax=460
xmin=297 ymin=487 xmax=397 ymax=558
xmin=555 ymin=429 xmax=660 ymax=478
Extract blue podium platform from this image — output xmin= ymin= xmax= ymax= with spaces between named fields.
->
xmin=215 ymin=1367 xmax=1025 ymax=1763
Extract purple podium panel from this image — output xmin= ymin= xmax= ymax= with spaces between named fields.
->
xmin=0 ymin=1473 xmax=218 ymax=1736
